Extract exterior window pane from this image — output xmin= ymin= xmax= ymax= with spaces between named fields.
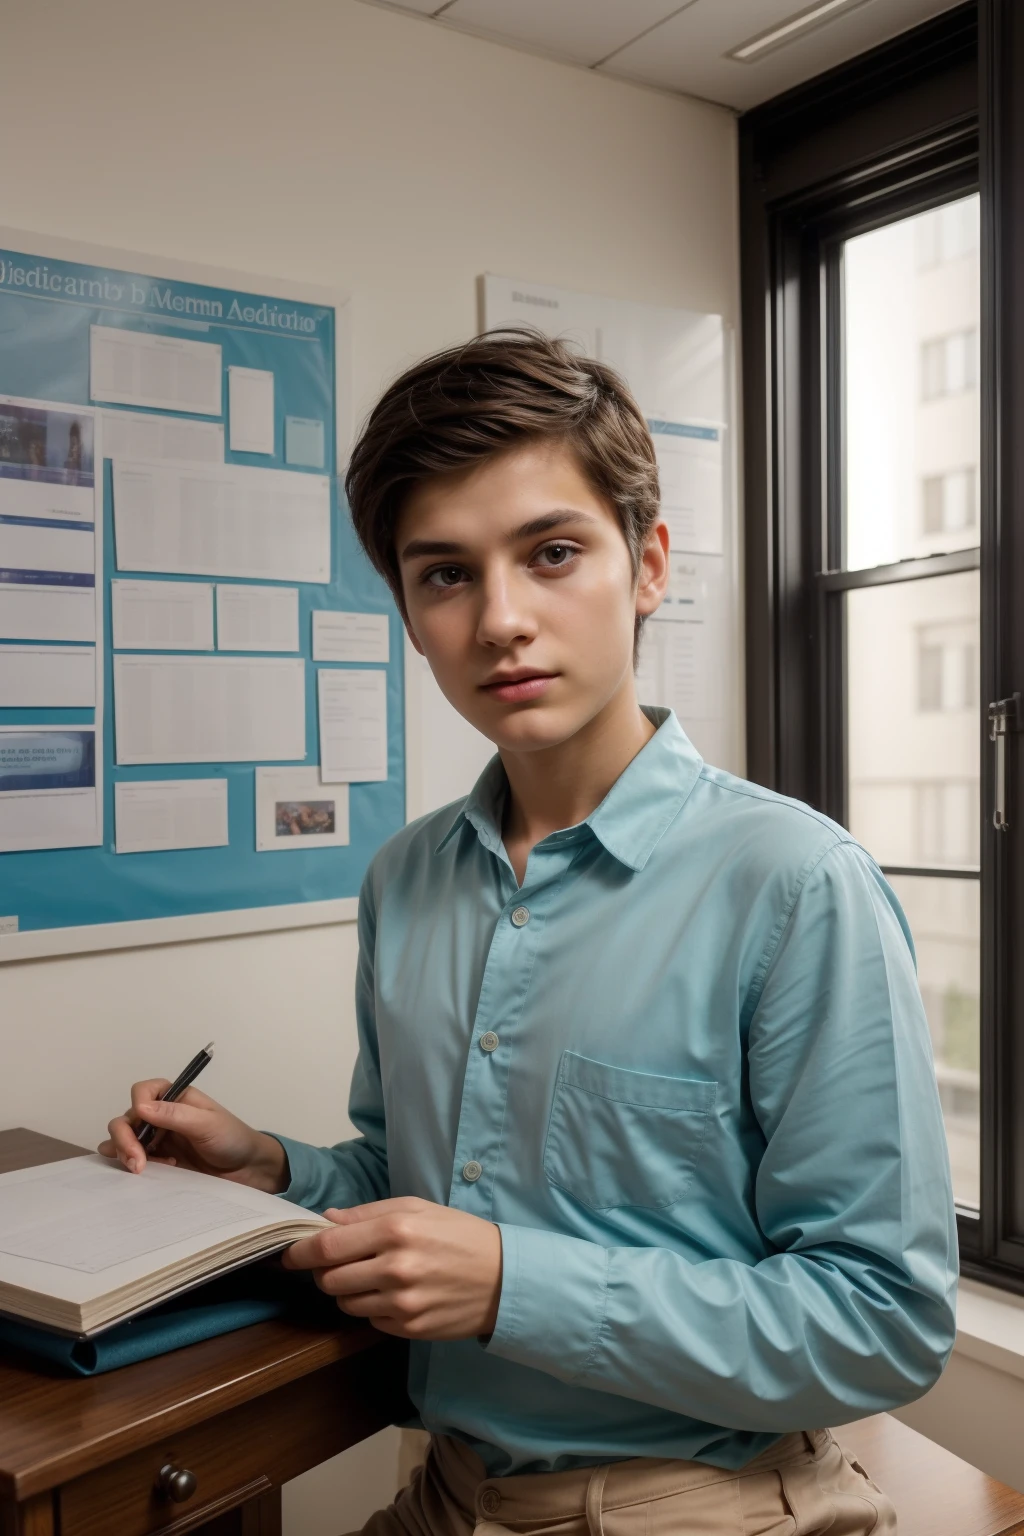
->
xmin=845 ymin=194 xmax=980 ymax=569
xmin=888 ymin=874 xmax=980 ymax=1209
xmin=847 ymin=571 xmax=980 ymax=869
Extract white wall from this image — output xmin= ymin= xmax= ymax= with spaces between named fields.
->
xmin=0 ymin=2 xmax=739 ymax=1528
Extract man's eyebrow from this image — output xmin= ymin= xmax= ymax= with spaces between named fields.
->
xmin=399 ymin=510 xmax=599 ymax=563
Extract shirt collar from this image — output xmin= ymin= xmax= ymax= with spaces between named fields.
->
xmin=434 ymin=708 xmax=704 ymax=872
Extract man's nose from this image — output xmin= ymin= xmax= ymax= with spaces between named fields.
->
xmin=475 ymin=569 xmax=538 ymax=648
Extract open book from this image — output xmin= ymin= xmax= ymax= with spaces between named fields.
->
xmin=0 ymin=1154 xmax=331 ymax=1337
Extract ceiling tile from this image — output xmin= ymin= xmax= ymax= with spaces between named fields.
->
xmin=440 ymin=0 xmax=687 ymax=68
xmin=598 ymin=0 xmax=964 ymax=110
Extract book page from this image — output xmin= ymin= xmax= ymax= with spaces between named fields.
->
xmin=0 ymin=1156 xmax=326 ymax=1306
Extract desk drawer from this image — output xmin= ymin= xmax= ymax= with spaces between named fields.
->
xmin=59 ymin=1348 xmax=399 ymax=1536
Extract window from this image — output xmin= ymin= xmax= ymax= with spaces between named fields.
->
xmin=921 ymin=329 xmax=978 ymax=399
xmin=916 ymin=623 xmax=978 ymax=712
xmin=922 ymin=469 xmax=976 ymax=534
xmin=916 ymin=196 xmax=981 ymax=267
xmin=741 ymin=2 xmax=1024 ymax=1292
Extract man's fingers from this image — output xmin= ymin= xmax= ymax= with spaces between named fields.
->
xmin=129 ymin=1079 xmax=173 ymax=1111
xmin=310 ymin=1258 xmax=389 ymax=1297
xmin=331 ymin=1289 xmax=397 ymax=1318
xmin=323 ymin=1197 xmax=424 ymax=1226
xmin=132 ymin=1097 xmax=206 ymax=1134
xmin=282 ymin=1217 xmax=389 ymax=1272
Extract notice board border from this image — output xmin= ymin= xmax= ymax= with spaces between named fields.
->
xmin=0 ymin=225 xmax=385 ymax=958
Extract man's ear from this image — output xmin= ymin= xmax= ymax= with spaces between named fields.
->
xmin=635 ymin=520 xmax=670 ymax=619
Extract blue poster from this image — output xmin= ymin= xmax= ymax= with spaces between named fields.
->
xmin=0 ymin=245 xmax=404 ymax=935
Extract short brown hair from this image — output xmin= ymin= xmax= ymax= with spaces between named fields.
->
xmin=345 ymin=329 xmax=660 ymax=635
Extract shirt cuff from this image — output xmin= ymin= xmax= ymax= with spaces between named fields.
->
xmin=264 ymin=1133 xmax=329 ymax=1210
xmin=486 ymin=1223 xmax=610 ymax=1384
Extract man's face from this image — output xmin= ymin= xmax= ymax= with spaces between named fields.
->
xmin=397 ymin=439 xmax=667 ymax=754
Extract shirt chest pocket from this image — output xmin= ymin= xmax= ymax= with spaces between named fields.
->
xmin=543 ymin=1051 xmax=717 ymax=1211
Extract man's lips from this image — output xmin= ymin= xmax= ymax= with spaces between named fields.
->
xmin=479 ymin=672 xmax=557 ymax=703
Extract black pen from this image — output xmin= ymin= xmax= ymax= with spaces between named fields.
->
xmin=137 ymin=1041 xmax=215 ymax=1149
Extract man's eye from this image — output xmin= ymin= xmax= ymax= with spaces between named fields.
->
xmin=426 ymin=566 xmax=466 ymax=588
xmin=537 ymin=543 xmax=576 ymax=567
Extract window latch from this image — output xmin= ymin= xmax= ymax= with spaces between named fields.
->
xmin=988 ymin=694 xmax=1021 ymax=831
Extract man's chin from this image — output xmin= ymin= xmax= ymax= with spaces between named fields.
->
xmin=471 ymin=705 xmax=586 ymax=756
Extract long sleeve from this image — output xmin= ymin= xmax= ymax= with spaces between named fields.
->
xmin=486 ymin=842 xmax=959 ymax=1430
xmin=273 ymin=871 xmax=391 ymax=1213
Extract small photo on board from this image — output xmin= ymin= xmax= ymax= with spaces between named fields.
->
xmin=256 ymin=767 xmax=349 ymax=853
xmin=275 ymin=799 xmax=336 ymax=838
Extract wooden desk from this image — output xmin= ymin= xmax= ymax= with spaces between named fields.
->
xmin=0 ymin=1130 xmax=409 ymax=1536
xmin=3 ymin=1131 xmax=1024 ymax=1536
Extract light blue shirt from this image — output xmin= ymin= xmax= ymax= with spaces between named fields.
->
xmin=277 ymin=708 xmax=957 ymax=1476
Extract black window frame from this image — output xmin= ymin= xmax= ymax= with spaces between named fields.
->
xmin=740 ymin=0 xmax=1024 ymax=1295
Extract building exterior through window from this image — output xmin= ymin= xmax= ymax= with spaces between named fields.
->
xmin=843 ymin=194 xmax=981 ymax=1207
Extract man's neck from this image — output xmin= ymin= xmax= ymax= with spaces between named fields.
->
xmin=499 ymin=682 xmax=656 ymax=874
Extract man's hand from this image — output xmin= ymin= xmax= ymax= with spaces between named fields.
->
xmin=98 ymin=1081 xmax=289 ymax=1194
xmin=282 ymin=1197 xmax=503 ymax=1341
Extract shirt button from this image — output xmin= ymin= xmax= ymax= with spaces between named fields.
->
xmin=510 ymin=906 xmax=530 ymax=927
xmin=480 ymin=1488 xmax=501 ymax=1516
xmin=479 ymin=1031 xmax=499 ymax=1052
xmin=462 ymin=1160 xmax=483 ymax=1182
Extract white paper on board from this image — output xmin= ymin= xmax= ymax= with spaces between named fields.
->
xmin=0 ymin=520 xmax=95 ymax=580
xmin=642 ymin=553 xmax=726 ymax=725
xmin=228 ymin=368 xmax=275 ymax=455
xmin=0 ymin=586 xmax=95 ymax=643
xmin=312 ymin=611 xmax=389 ymax=664
xmin=90 ymin=326 xmax=222 ymax=416
xmin=101 ymin=410 xmax=224 ymax=465
xmin=216 ymin=585 xmax=298 ymax=652
xmin=115 ymin=778 xmax=228 ymax=854
xmin=112 ymin=459 xmax=331 ymax=584
xmin=114 ymin=654 xmax=306 ymax=765
xmin=0 ymin=726 xmax=100 ymax=853
xmin=318 ymin=668 xmax=388 ymax=784
xmin=651 ymin=425 xmax=724 ymax=557
xmin=111 ymin=580 xmax=214 ymax=651
xmin=0 ymin=646 xmax=96 ymax=708
xmin=0 ymin=395 xmax=97 ymax=523
xmin=255 ymin=766 xmax=349 ymax=852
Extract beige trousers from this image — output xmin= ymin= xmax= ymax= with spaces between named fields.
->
xmin=346 ymin=1427 xmax=897 ymax=1535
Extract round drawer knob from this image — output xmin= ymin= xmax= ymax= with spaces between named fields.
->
xmin=157 ymin=1462 xmax=198 ymax=1503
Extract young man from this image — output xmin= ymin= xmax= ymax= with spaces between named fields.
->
xmin=103 ymin=332 xmax=957 ymax=1535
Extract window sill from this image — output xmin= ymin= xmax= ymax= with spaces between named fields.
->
xmin=954 ymin=1278 xmax=1024 ymax=1384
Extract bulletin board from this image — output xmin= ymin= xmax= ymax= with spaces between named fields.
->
xmin=0 ymin=230 xmax=404 ymax=958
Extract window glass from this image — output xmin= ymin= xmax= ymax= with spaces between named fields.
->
xmin=847 ymin=571 xmax=980 ymax=868
xmin=888 ymin=873 xmax=979 ymax=1209
xmin=845 ymin=194 xmax=980 ymax=569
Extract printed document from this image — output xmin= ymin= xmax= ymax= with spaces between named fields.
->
xmin=0 ymin=396 xmax=96 ymax=522
xmin=90 ymin=326 xmax=222 ymax=416
xmin=111 ymin=579 xmax=214 ymax=651
xmin=101 ymin=409 xmax=224 ymax=464
xmin=228 ymin=367 xmax=275 ymax=455
xmin=115 ymin=778 xmax=228 ymax=854
xmin=650 ymin=423 xmax=723 ymax=557
xmin=318 ymin=667 xmax=388 ymax=783
xmin=113 ymin=459 xmax=331 ymax=584
xmin=255 ymin=766 xmax=349 ymax=852
xmin=0 ymin=645 xmax=95 ymax=708
xmin=312 ymin=610 xmax=389 ymax=664
xmin=0 ymin=726 xmax=101 ymax=853
xmin=0 ymin=585 xmax=95 ymax=643
xmin=114 ymin=654 xmax=305 ymax=764
xmin=216 ymin=584 xmax=299 ymax=652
